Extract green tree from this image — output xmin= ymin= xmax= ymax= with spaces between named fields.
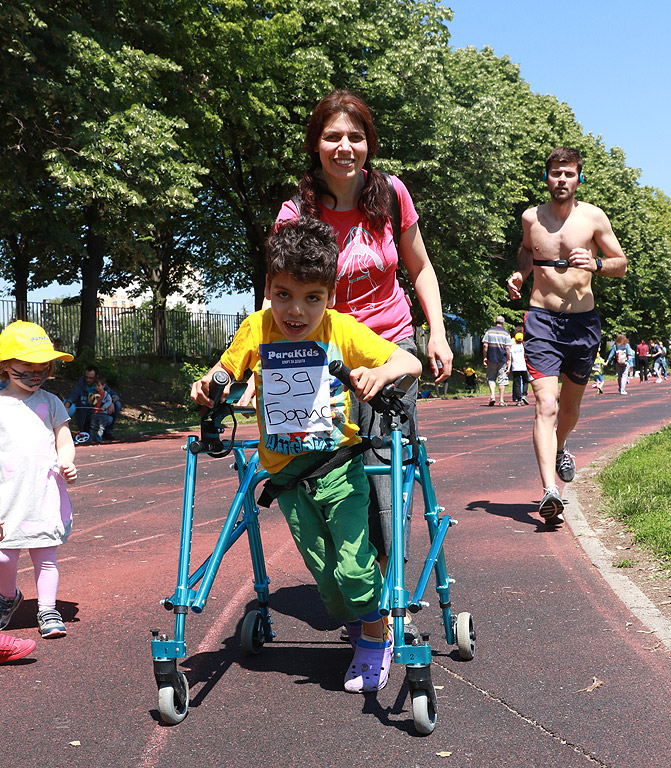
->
xmin=1 ymin=1 xmax=204 ymax=353
xmin=159 ymin=0 xmax=456 ymax=309
xmin=0 ymin=1 xmax=82 ymax=313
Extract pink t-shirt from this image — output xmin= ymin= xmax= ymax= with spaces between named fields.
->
xmin=276 ymin=174 xmax=419 ymax=342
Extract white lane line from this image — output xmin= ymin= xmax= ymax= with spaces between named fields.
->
xmin=136 ymin=537 xmax=294 ymax=768
xmin=18 ymin=556 xmax=78 ymax=574
xmin=564 ymin=479 xmax=671 ymax=650
xmin=75 ymin=453 xmax=149 ymax=468
xmin=112 ymin=534 xmax=166 ymax=549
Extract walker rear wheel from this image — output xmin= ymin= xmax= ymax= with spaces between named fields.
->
xmin=411 ymin=689 xmax=437 ymax=735
xmin=157 ymin=672 xmax=189 ymax=724
xmin=241 ymin=610 xmax=265 ymax=655
xmin=456 ymin=611 xmax=475 ymax=660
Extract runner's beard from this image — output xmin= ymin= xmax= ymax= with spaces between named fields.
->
xmin=550 ymin=187 xmax=571 ymax=201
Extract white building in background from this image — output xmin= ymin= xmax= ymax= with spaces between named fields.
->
xmin=98 ymin=281 xmax=206 ymax=314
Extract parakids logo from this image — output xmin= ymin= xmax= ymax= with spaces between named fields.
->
xmin=260 ymin=341 xmax=327 ymax=369
xmin=265 ymin=348 xmax=320 ymax=360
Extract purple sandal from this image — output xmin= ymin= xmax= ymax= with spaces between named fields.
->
xmin=344 ymin=628 xmax=393 ymax=693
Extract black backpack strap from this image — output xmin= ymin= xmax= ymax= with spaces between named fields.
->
xmin=257 ymin=439 xmax=372 ymax=507
xmin=290 ymin=194 xmax=302 ymax=215
xmin=382 ymin=172 xmax=401 ymax=251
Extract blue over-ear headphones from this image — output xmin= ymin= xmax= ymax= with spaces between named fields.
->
xmin=543 ymin=169 xmax=585 ymax=183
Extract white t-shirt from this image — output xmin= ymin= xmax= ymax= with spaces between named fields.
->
xmin=0 ymin=389 xmax=72 ymax=548
xmin=511 ymin=343 xmax=527 ymax=372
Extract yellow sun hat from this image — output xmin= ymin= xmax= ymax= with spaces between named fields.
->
xmin=514 ymin=333 xmax=524 ymax=342
xmin=0 ymin=320 xmax=74 ymax=363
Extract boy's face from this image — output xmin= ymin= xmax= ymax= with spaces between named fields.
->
xmin=265 ymin=274 xmax=335 ymax=342
xmin=94 ymin=381 xmax=105 ymax=394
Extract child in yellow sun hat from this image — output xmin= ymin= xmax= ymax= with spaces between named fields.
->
xmin=0 ymin=321 xmax=76 ymax=640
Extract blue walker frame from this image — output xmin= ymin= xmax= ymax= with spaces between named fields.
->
xmin=151 ymin=379 xmax=475 ymax=734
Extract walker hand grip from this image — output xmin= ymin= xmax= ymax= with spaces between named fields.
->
xmin=189 ymin=371 xmax=232 ymax=456
xmin=329 ymin=360 xmax=355 ymax=391
xmin=209 ymin=370 xmax=230 ymax=405
xmin=328 ymin=360 xmax=398 ymax=414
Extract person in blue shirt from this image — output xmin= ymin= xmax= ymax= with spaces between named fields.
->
xmin=606 ymin=334 xmax=633 ymax=395
xmin=64 ymin=366 xmax=121 ymax=438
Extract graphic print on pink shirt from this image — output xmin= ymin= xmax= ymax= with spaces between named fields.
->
xmin=336 ymin=226 xmax=388 ymax=313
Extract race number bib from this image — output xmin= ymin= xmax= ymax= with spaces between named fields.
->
xmin=260 ymin=341 xmax=333 ymax=435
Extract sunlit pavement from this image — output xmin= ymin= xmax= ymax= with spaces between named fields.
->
xmin=4 ymin=379 xmax=671 ymax=767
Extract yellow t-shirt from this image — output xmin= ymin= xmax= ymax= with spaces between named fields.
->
xmin=220 ymin=308 xmax=398 ymax=474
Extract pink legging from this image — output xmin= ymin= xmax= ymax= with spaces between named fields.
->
xmin=0 ymin=547 xmax=60 ymax=612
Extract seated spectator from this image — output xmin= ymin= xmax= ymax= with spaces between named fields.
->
xmin=64 ymin=366 xmax=121 ymax=438
xmin=463 ymin=366 xmax=478 ymax=393
xmin=89 ymin=375 xmax=114 ymax=443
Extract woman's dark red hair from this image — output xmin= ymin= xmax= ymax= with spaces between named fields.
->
xmin=297 ymin=90 xmax=391 ymax=233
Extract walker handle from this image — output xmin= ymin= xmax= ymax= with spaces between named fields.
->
xmin=209 ymin=370 xmax=230 ymax=406
xmin=328 ymin=360 xmax=401 ymax=414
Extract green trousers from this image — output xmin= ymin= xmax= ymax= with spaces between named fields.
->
xmin=273 ymin=453 xmax=382 ymax=622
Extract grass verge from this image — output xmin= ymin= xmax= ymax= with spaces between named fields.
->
xmin=599 ymin=425 xmax=671 ymax=569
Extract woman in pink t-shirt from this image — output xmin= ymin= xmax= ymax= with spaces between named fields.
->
xmin=275 ymin=90 xmax=452 ymax=606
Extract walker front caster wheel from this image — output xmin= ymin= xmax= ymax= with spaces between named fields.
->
xmin=411 ymin=689 xmax=437 ymax=735
xmin=241 ymin=610 xmax=265 ymax=655
xmin=157 ymin=671 xmax=189 ymax=724
xmin=455 ymin=611 xmax=475 ymax=660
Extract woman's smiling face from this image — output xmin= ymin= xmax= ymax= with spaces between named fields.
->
xmin=316 ymin=112 xmax=368 ymax=184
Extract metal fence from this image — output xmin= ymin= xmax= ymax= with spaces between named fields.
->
xmin=0 ymin=299 xmax=246 ymax=361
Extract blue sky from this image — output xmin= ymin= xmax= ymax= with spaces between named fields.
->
xmin=6 ymin=1 xmax=669 ymax=309
xmin=444 ymin=0 xmax=671 ymax=194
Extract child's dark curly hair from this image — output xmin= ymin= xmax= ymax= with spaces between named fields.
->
xmin=266 ymin=216 xmax=338 ymax=291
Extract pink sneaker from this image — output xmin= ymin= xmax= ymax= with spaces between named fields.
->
xmin=0 ymin=632 xmax=36 ymax=663
xmin=344 ymin=628 xmax=393 ymax=693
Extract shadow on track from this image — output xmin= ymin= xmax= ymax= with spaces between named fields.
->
xmin=6 ymin=597 xmax=80 ymax=631
xmin=466 ymin=498 xmax=550 ymax=531
xmin=151 ymin=586 xmax=427 ymax=734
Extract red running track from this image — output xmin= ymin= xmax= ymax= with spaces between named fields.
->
xmin=3 ymin=378 xmax=671 ymax=768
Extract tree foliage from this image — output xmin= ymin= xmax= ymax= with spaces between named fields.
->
xmin=1 ymin=0 xmax=671 ymax=348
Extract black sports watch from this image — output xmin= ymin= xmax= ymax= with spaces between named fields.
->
xmin=594 ymin=257 xmax=603 ymax=272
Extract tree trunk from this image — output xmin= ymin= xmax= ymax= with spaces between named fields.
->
xmin=151 ymin=296 xmax=168 ymax=356
xmin=77 ymin=204 xmax=105 ymax=356
xmin=7 ymin=234 xmax=30 ymax=320
xmin=249 ymin=232 xmax=266 ymax=311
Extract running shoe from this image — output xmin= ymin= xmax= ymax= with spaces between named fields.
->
xmin=37 ymin=609 xmax=67 ymax=639
xmin=539 ymin=486 xmax=564 ymax=524
xmin=521 ymin=396 xmax=529 ymax=405
xmin=0 ymin=633 xmax=36 ymax=663
xmin=0 ymin=589 xmax=23 ymax=630
xmin=555 ymin=444 xmax=576 ymax=482
xmin=344 ymin=628 xmax=393 ymax=693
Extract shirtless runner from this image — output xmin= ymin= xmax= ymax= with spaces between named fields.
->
xmin=507 ymin=147 xmax=627 ymax=524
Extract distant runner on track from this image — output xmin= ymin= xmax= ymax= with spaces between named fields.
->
xmin=507 ymin=147 xmax=627 ymax=524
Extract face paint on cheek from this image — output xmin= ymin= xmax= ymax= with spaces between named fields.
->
xmin=9 ymin=367 xmax=49 ymax=388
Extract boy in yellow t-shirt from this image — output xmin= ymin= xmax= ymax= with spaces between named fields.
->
xmin=191 ymin=217 xmax=421 ymax=695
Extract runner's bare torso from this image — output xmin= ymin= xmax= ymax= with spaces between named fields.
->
xmin=524 ymin=200 xmax=603 ymax=313
xmin=511 ymin=203 xmax=627 ymax=314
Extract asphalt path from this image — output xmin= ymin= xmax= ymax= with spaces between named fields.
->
xmin=3 ymin=379 xmax=671 ymax=768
